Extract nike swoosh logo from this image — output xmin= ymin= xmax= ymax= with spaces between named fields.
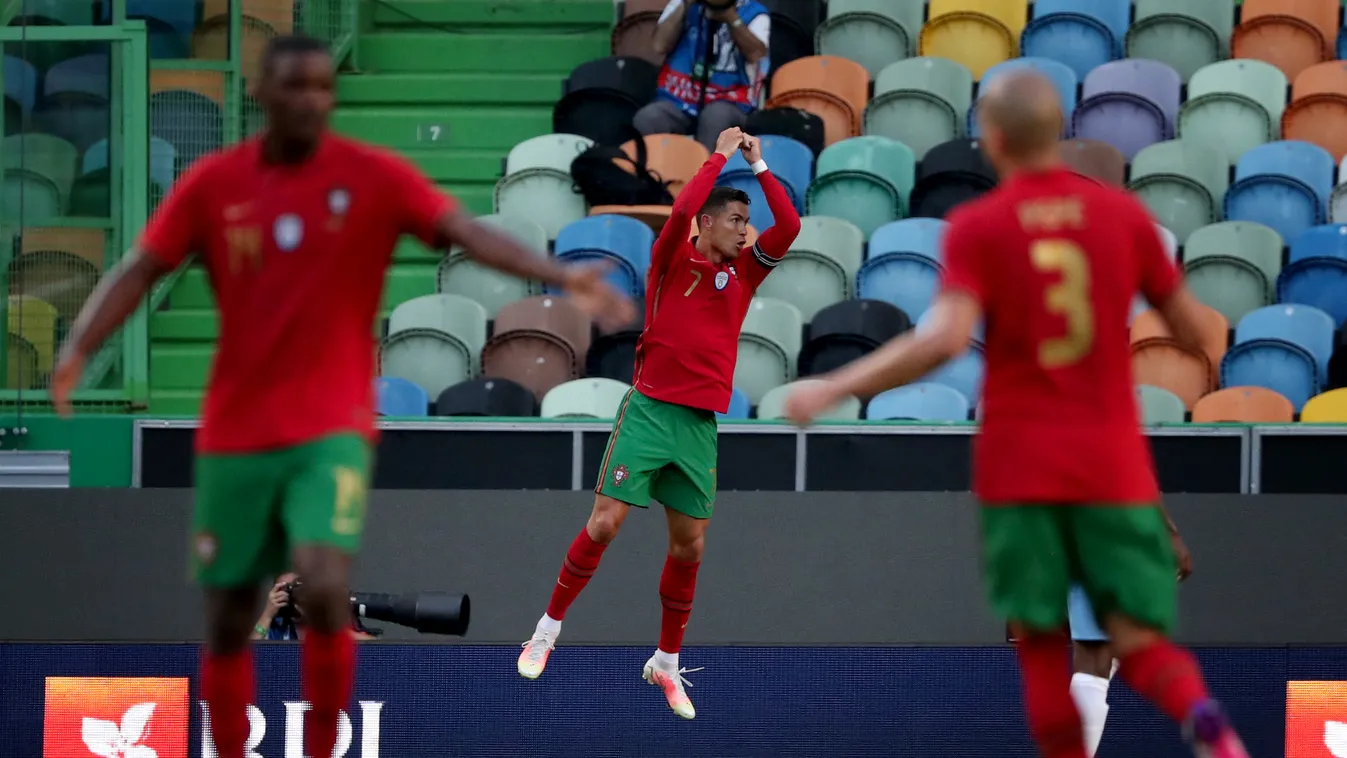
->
xmin=557 ymin=580 xmax=570 ymax=589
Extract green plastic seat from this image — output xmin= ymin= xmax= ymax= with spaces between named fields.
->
xmin=755 ymin=215 xmax=863 ymax=323
xmin=1136 ymin=384 xmax=1187 ymax=424
xmin=6 ymin=333 xmax=41 ymax=390
xmin=381 ymin=294 xmax=488 ymax=397
xmin=864 ymin=57 xmax=973 ymax=159
xmin=2 ymin=133 xmax=78 ymax=205
xmin=67 ymin=169 xmax=111 ymax=217
xmin=1178 ymin=60 xmax=1287 ymax=163
xmin=438 ymin=214 xmax=547 ymax=318
xmin=1182 ymin=221 xmax=1282 ymax=323
xmin=1127 ymin=140 xmax=1228 ymax=244
xmin=806 ymin=136 xmax=914 ymax=237
xmin=540 ymin=377 xmax=631 ymax=419
xmin=2 ymin=173 xmax=63 ymax=220
xmin=504 ymin=133 xmax=594 ymax=176
xmin=735 ymin=297 xmax=803 ymax=404
xmin=494 ymin=169 xmax=587 ymax=240
xmin=757 ymin=379 xmax=862 ymax=421
xmin=816 ymin=0 xmax=924 ymax=77
xmin=1126 ymin=0 xmax=1234 ymax=82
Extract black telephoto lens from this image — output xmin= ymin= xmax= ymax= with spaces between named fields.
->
xmin=350 ymin=591 xmax=470 ymax=636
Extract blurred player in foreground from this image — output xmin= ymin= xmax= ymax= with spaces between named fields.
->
xmin=52 ymin=35 xmax=632 ymax=758
xmin=784 ymin=72 xmax=1248 ymax=758
xmin=517 ymin=127 xmax=800 ymax=720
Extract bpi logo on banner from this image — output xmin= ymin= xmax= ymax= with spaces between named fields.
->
xmin=43 ymin=677 xmax=190 ymax=758
xmin=200 ymin=700 xmax=385 ymax=758
xmin=1287 ymin=680 xmax=1347 ymax=757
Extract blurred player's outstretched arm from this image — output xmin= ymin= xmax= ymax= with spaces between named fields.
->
xmin=740 ymin=134 xmax=800 ymax=286
xmin=1132 ymin=212 xmax=1208 ymax=356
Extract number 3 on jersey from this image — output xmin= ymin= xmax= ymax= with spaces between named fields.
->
xmin=1031 ymin=240 xmax=1094 ymax=368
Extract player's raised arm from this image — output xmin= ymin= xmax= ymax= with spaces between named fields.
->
xmin=650 ymin=127 xmax=745 ymax=281
xmin=740 ymin=134 xmax=800 ymax=286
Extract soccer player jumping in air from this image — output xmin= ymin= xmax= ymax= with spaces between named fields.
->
xmin=51 ymin=35 xmax=633 ymax=758
xmin=518 ymin=127 xmax=800 ymax=720
xmin=784 ymin=72 xmax=1249 ymax=758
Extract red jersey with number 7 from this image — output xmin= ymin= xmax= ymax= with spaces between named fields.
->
xmin=939 ymin=167 xmax=1181 ymax=504
xmin=632 ymin=153 xmax=801 ymax=414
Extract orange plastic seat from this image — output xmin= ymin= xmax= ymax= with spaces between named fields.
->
xmin=768 ymin=56 xmax=870 ymax=145
xmin=481 ymin=296 xmax=593 ymax=400
xmin=1232 ymin=0 xmax=1337 ymax=80
xmin=619 ymin=133 xmax=711 ymax=194
xmin=611 ymin=0 xmax=667 ymax=65
xmin=492 ymin=295 xmax=593 ymax=360
xmin=1060 ymin=139 xmax=1127 ymax=187
xmin=149 ymin=70 xmax=225 ymax=106
xmin=1130 ymin=305 xmax=1230 ymax=374
xmin=201 ymin=0 xmax=295 ymax=34
xmin=1282 ymin=61 xmax=1347 ymax=159
xmin=1191 ymin=386 xmax=1295 ymax=422
xmin=20 ymin=227 xmax=105 ymax=270
xmin=589 ymin=204 xmax=673 ymax=232
xmin=1130 ymin=339 xmax=1217 ymax=410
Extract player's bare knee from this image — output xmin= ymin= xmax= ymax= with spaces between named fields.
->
xmin=1072 ymin=641 xmax=1114 ymax=677
xmin=1103 ymin=615 xmax=1163 ymax=657
xmin=587 ymin=495 xmax=629 ymax=543
xmin=668 ymin=533 xmax=705 ymax=563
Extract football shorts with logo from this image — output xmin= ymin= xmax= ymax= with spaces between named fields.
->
xmin=191 ymin=433 xmax=372 ymax=586
xmin=594 ymin=389 xmax=718 ymax=519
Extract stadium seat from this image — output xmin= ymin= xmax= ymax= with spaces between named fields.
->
xmin=1282 ymin=62 xmax=1347 ymax=161
xmin=767 ymin=55 xmax=870 ymax=146
xmin=6 ymin=294 xmax=58 ymax=375
xmin=736 ymin=297 xmax=804 ymax=404
xmin=550 ymin=214 xmax=654 ymax=298
xmin=755 ymin=215 xmax=863 ymax=322
xmin=1232 ymin=0 xmax=1336 ymax=82
xmin=1224 ymin=141 xmax=1332 ymax=242
xmin=1130 ymin=338 xmax=1217 ymax=411
xmin=1127 ymin=140 xmax=1229 ymax=244
xmin=35 ymin=53 xmax=109 ymax=152
xmin=8 ymin=248 xmax=100 ymax=321
xmin=6 ymin=333 xmax=41 ymax=390
xmin=720 ymin=135 xmax=814 ymax=219
xmin=1126 ymin=0 xmax=1232 ymax=83
xmin=864 ymin=57 xmax=974 ymax=160
xmin=815 ymin=0 xmax=922 ymax=77
xmin=1070 ymin=59 xmax=1179 ymax=161
xmin=909 ymin=138 xmax=998 ymax=220
xmin=435 ymin=377 xmax=539 ymax=418
xmin=969 ymin=58 xmax=1078 ymax=139
xmin=1330 ymin=157 xmax=1347 ymax=222
xmin=3 ymin=54 xmax=37 ymax=132
xmin=620 ymin=133 xmax=709 ymax=195
xmin=856 ymin=258 xmax=940 ymax=327
xmin=1278 ymin=258 xmax=1347 ymax=328
xmin=869 ymin=217 xmax=948 ymax=263
xmin=483 ymin=295 xmax=592 ymax=400
xmin=798 ymin=298 xmax=911 ymax=379
xmin=1301 ymin=387 xmax=1347 ymax=421
xmin=868 ymin=382 xmax=971 ymax=421
xmin=758 ymin=379 xmax=862 ymax=420
xmin=806 ymin=136 xmax=914 ymax=236
xmin=1 ymin=133 xmax=77 ymax=213
xmin=1136 ymin=384 xmax=1187 ymax=424
xmin=1178 ymin=60 xmax=1286 ymax=165
xmin=18 ymin=226 xmax=105 ymax=271
xmin=746 ymin=106 xmax=827 ymax=157
xmin=1020 ymin=0 xmax=1131 ymax=80
xmin=1060 ymin=139 xmax=1126 ymax=187
xmin=916 ymin=309 xmax=985 ymax=404
xmin=504 ymin=133 xmax=594 ymax=176
xmin=149 ymin=70 xmax=226 ymax=173
xmin=437 ymin=214 xmax=547 ymax=318
xmin=1133 ymin=303 xmax=1230 ymax=377
xmin=719 ymin=387 xmax=752 ymax=420
xmin=494 ymin=135 xmax=591 ymax=241
xmin=1183 ymin=221 xmax=1284 ymax=324
xmin=541 ymin=378 xmax=632 ymax=419
xmin=764 ymin=0 xmax=824 ymax=73
xmin=85 ymin=137 xmax=176 ymax=197
xmin=1226 ymin=305 xmax=1337 ymax=407
xmin=381 ymin=294 xmax=489 ymax=398
xmin=586 ymin=300 xmax=644 ymax=385
xmin=375 ymin=377 xmax=429 ymax=417
xmin=610 ymin=0 xmax=667 ymax=66
xmin=1191 ymin=385 xmax=1295 ymax=422
xmin=553 ymin=56 xmax=660 ymax=146
xmin=920 ymin=0 xmax=1025 ymax=80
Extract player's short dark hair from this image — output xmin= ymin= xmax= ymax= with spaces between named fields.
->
xmin=261 ymin=34 xmax=331 ymax=78
xmin=698 ymin=186 xmax=751 ymax=218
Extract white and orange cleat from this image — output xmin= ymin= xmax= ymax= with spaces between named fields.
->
xmin=517 ymin=621 xmax=559 ymax=680
xmin=642 ymin=653 xmax=702 ymax=720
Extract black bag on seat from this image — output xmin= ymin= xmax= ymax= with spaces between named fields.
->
xmin=570 ymin=128 xmax=674 ymax=207
xmin=745 ymin=107 xmax=825 ymax=156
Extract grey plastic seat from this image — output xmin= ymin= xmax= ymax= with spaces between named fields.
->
xmin=1127 ymin=140 xmax=1229 ymax=243
xmin=381 ymin=294 xmax=489 ymax=397
xmin=806 ymin=135 xmax=915 ymax=237
xmin=1126 ymin=0 xmax=1234 ymax=82
xmin=1136 ymin=384 xmax=1187 ymax=424
xmin=504 ymin=133 xmax=594 ymax=176
xmin=494 ymin=134 xmax=592 ymax=240
xmin=736 ymin=297 xmax=804 ymax=404
xmin=864 ymin=57 xmax=974 ymax=159
xmin=1182 ymin=221 xmax=1283 ymax=323
xmin=1178 ymin=60 xmax=1287 ymax=164
xmin=757 ymin=379 xmax=862 ymax=421
xmin=438 ymin=214 xmax=548 ymax=318
xmin=756 ymin=216 xmax=864 ymax=322
xmin=540 ymin=377 xmax=632 ymax=419
xmin=815 ymin=0 xmax=924 ymax=77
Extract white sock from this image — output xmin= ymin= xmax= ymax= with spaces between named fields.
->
xmin=537 ymin=613 xmax=561 ymax=636
xmin=1071 ymin=672 xmax=1111 ymax=757
xmin=653 ymin=648 xmax=679 ymax=669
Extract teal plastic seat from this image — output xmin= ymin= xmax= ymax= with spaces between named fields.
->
xmin=757 ymin=379 xmax=861 ymax=421
xmin=735 ymin=297 xmax=804 ymax=404
xmin=438 ymin=214 xmax=548 ymax=318
xmin=816 ymin=0 xmax=924 ymax=77
xmin=1178 ymin=60 xmax=1287 ymax=164
xmin=1127 ymin=140 xmax=1229 ymax=243
xmin=755 ymin=215 xmax=863 ymax=322
xmin=2 ymin=173 xmax=63 ymax=220
xmin=540 ymin=377 xmax=631 ymax=419
xmin=1125 ymin=0 xmax=1233 ymax=82
xmin=1182 ymin=221 xmax=1283 ymax=324
xmin=864 ymin=57 xmax=974 ymax=159
xmin=1 ymin=133 xmax=78 ymax=206
xmin=381 ymin=294 xmax=489 ymax=397
xmin=1136 ymin=384 xmax=1187 ymax=424
xmin=806 ymin=136 xmax=914 ymax=237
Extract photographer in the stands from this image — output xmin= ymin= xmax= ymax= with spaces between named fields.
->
xmin=253 ymin=573 xmax=376 ymax=640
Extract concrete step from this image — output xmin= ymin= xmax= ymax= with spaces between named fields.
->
xmin=357 ymin=31 xmax=608 ymax=73
xmin=337 ymin=72 xmax=562 ymax=106
xmin=332 ymin=105 xmax=552 ymax=151
xmin=371 ymin=0 xmax=614 ymax=30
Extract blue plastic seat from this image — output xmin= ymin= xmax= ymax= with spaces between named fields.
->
xmin=3 ymin=54 xmax=38 ymax=134
xmin=969 ymin=58 xmax=1078 ymax=137
xmin=1071 ymin=60 xmax=1181 ymax=161
xmin=1289 ymin=224 xmax=1347 ymax=264
xmin=868 ymin=218 xmax=948 ymax=264
xmin=1021 ymin=0 xmax=1130 ymax=80
xmin=916 ymin=308 xmax=985 ymax=403
xmin=867 ymin=382 xmax=971 ymax=421
xmin=1224 ymin=141 xmax=1332 ymax=242
xmin=1220 ymin=341 xmax=1319 ymax=412
xmin=375 ymin=377 xmax=430 ymax=417
xmin=856 ymin=252 xmax=941 ymax=319
xmin=721 ymin=135 xmax=814 ymax=212
xmin=551 ymin=214 xmax=654 ymax=297
xmin=718 ymin=387 xmax=752 ymax=420
xmin=1235 ymin=304 xmax=1336 ymax=386
xmin=1278 ymin=260 xmax=1347 ymax=327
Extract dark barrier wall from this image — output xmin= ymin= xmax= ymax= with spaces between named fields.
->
xmin=2 ymin=490 xmax=1345 ymax=645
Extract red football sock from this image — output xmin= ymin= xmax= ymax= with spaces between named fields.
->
xmin=658 ymin=555 xmax=700 ymax=654
xmin=1118 ymin=639 xmax=1210 ymax=724
xmin=201 ymin=646 xmax=254 ymax=758
xmin=545 ymin=527 xmax=609 ymax=620
xmin=303 ymin=628 xmax=356 ymax=758
xmin=1016 ymin=633 xmax=1088 ymax=758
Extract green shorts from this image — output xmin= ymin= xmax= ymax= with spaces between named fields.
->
xmin=979 ymin=502 xmax=1177 ymax=635
xmin=594 ymin=389 xmax=718 ymax=519
xmin=190 ymin=433 xmax=372 ymax=587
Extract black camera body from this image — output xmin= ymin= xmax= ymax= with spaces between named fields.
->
xmin=276 ymin=580 xmax=303 ymax=621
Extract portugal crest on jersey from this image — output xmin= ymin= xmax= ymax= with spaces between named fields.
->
xmin=612 ymin=464 xmax=629 ymax=487
xmin=714 ymin=271 xmax=729 ymax=290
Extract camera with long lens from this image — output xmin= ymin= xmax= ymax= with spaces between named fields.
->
xmin=350 ymin=591 xmax=471 ymax=636
xmin=276 ymin=580 xmax=304 ymax=622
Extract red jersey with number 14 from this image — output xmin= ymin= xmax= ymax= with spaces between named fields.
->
xmin=139 ymin=134 xmax=457 ymax=453
xmin=940 ymin=168 xmax=1180 ymax=503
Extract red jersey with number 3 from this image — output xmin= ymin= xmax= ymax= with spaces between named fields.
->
xmin=940 ymin=168 xmax=1180 ymax=504
xmin=139 ymin=134 xmax=457 ymax=453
